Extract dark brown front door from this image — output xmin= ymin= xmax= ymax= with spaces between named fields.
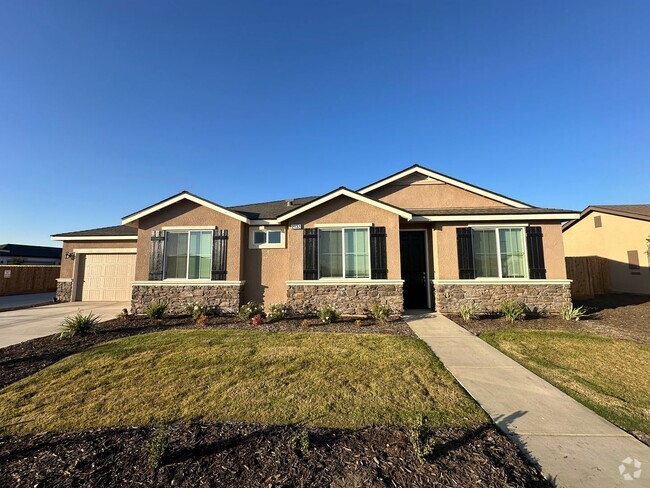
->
xmin=400 ymin=231 xmax=429 ymax=309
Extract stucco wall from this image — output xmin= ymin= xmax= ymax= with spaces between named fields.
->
xmin=434 ymin=222 xmax=567 ymax=280
xmin=134 ymin=200 xmax=245 ymax=282
xmin=564 ymin=212 xmax=650 ymax=294
xmin=243 ymin=226 xmax=290 ymax=306
xmin=285 ymin=196 xmax=403 ymax=282
xmin=59 ymin=240 xmax=137 ymax=279
xmin=366 ymin=173 xmax=510 ymax=209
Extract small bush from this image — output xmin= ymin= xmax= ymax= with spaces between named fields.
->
xmin=408 ymin=414 xmax=436 ymax=462
xmin=317 ymin=304 xmax=339 ymax=324
xmin=301 ymin=319 xmax=311 ymax=328
xmin=116 ymin=308 xmax=129 ymax=321
xmin=458 ymin=303 xmax=479 ymax=322
xmin=195 ymin=314 xmax=208 ymax=327
xmin=267 ymin=303 xmax=288 ymax=323
xmin=59 ymin=312 xmax=101 ymax=339
xmin=560 ymin=303 xmax=587 ymax=321
xmin=251 ymin=314 xmax=263 ymax=326
xmin=499 ymin=300 xmax=526 ymax=324
xmin=354 ymin=319 xmax=363 ymax=327
xmin=146 ymin=302 xmax=168 ymax=319
xmin=238 ymin=301 xmax=264 ymax=320
xmin=369 ymin=304 xmax=392 ymax=323
xmin=185 ymin=302 xmax=217 ymax=321
xmin=289 ymin=428 xmax=310 ymax=455
xmin=149 ymin=427 xmax=169 ymax=470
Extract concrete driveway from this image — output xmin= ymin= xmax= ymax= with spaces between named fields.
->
xmin=0 ymin=301 xmax=128 ymax=348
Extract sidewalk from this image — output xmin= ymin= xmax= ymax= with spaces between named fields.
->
xmin=404 ymin=311 xmax=649 ymax=488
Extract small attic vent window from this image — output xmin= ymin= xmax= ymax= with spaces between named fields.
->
xmin=594 ymin=216 xmax=602 ymax=228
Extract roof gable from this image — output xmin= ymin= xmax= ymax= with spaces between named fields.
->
xmin=357 ymin=165 xmax=531 ymax=209
xmin=275 ymin=187 xmax=412 ymax=222
xmin=563 ymin=204 xmax=650 ymax=232
xmin=122 ymin=191 xmax=250 ymax=225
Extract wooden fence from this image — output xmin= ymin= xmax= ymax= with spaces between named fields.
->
xmin=565 ymin=257 xmax=609 ymax=299
xmin=0 ymin=265 xmax=60 ymax=296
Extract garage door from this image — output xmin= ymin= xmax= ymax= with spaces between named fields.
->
xmin=78 ymin=253 xmax=136 ymax=301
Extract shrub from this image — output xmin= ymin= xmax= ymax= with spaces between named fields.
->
xmin=267 ymin=303 xmax=288 ymax=323
xmin=59 ymin=312 xmax=101 ymax=339
xmin=238 ymin=301 xmax=264 ymax=320
xmin=369 ymin=304 xmax=392 ymax=323
xmin=317 ymin=304 xmax=339 ymax=324
xmin=195 ymin=314 xmax=208 ymax=327
xmin=251 ymin=314 xmax=263 ymax=326
xmin=301 ymin=319 xmax=311 ymax=328
xmin=499 ymin=300 xmax=526 ymax=324
xmin=146 ymin=302 xmax=168 ymax=319
xmin=408 ymin=414 xmax=436 ymax=462
xmin=116 ymin=308 xmax=129 ymax=321
xmin=185 ymin=302 xmax=217 ymax=321
xmin=458 ymin=303 xmax=479 ymax=322
xmin=560 ymin=303 xmax=587 ymax=321
xmin=149 ymin=427 xmax=169 ymax=470
xmin=354 ymin=319 xmax=363 ymax=327
xmin=289 ymin=428 xmax=310 ymax=455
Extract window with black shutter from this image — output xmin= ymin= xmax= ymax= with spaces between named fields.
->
xmin=212 ymin=230 xmax=228 ymax=280
xmin=303 ymin=228 xmax=319 ymax=280
xmin=149 ymin=230 xmax=165 ymax=280
xmin=370 ymin=226 xmax=388 ymax=279
xmin=526 ymin=226 xmax=546 ymax=279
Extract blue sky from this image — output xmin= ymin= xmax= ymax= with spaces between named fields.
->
xmin=1 ymin=1 xmax=648 ymax=247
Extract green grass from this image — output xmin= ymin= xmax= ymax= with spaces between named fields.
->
xmin=0 ymin=330 xmax=487 ymax=434
xmin=482 ymin=329 xmax=650 ymax=435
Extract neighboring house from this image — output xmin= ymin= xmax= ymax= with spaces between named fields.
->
xmin=0 ymin=244 xmax=62 ymax=265
xmin=52 ymin=165 xmax=579 ymax=314
xmin=563 ymin=205 xmax=650 ymax=295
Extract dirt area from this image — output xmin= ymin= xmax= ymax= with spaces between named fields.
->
xmin=0 ymin=421 xmax=550 ymax=488
xmin=449 ymin=294 xmax=650 ymax=344
xmin=0 ymin=315 xmax=414 ymax=390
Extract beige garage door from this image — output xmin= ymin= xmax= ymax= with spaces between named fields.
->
xmin=78 ymin=253 xmax=136 ymax=301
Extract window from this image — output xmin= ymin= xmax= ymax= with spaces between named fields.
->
xmin=249 ymin=227 xmax=285 ymax=249
xmin=164 ymin=230 xmax=212 ymax=279
xmin=318 ymin=228 xmax=370 ymax=279
xmin=472 ymin=227 xmax=527 ymax=279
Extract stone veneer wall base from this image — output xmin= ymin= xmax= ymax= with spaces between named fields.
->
xmin=287 ymin=283 xmax=404 ymax=316
xmin=56 ymin=281 xmax=72 ymax=302
xmin=131 ymin=284 xmax=243 ymax=315
xmin=434 ymin=283 xmax=572 ymax=314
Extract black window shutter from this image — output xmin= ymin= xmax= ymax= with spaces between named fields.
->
xmin=212 ymin=230 xmax=228 ymax=280
xmin=370 ymin=226 xmax=388 ymax=279
xmin=456 ymin=228 xmax=475 ymax=279
xmin=149 ymin=230 xmax=165 ymax=281
xmin=303 ymin=228 xmax=319 ymax=280
xmin=526 ymin=226 xmax=546 ymax=279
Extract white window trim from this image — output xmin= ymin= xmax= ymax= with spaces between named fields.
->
xmin=318 ymin=226 xmax=372 ymax=280
xmin=471 ymin=226 xmax=529 ymax=280
xmin=163 ymin=229 xmax=213 ymax=280
xmin=249 ymin=226 xmax=286 ymax=249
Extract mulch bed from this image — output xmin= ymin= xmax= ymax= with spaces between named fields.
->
xmin=0 ymin=315 xmax=414 ymax=389
xmin=448 ymin=294 xmax=650 ymax=344
xmin=0 ymin=421 xmax=551 ymax=487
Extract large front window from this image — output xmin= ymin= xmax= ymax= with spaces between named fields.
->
xmin=472 ymin=227 xmax=526 ymax=278
xmin=319 ymin=228 xmax=370 ymax=279
xmin=165 ymin=231 xmax=212 ymax=279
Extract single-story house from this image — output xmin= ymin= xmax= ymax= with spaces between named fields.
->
xmin=563 ymin=205 xmax=650 ymax=295
xmin=0 ymin=244 xmax=62 ymax=265
xmin=52 ymin=165 xmax=579 ymax=315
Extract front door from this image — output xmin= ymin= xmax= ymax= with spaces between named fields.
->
xmin=400 ymin=231 xmax=429 ymax=309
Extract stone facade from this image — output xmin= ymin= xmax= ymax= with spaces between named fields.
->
xmin=286 ymin=283 xmax=404 ymax=316
xmin=131 ymin=284 xmax=244 ymax=315
xmin=434 ymin=282 xmax=572 ymax=314
xmin=56 ymin=281 xmax=72 ymax=302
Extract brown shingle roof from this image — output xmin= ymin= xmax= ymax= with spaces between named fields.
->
xmin=562 ymin=204 xmax=650 ymax=231
xmin=52 ymin=225 xmax=138 ymax=238
xmin=406 ymin=207 xmax=575 ymax=216
xmin=228 ymin=196 xmax=320 ymax=220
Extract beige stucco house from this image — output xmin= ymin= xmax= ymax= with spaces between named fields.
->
xmin=563 ymin=205 xmax=650 ymax=295
xmin=52 ymin=165 xmax=579 ymax=315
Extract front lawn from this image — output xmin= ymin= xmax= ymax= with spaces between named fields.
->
xmin=0 ymin=329 xmax=487 ymax=434
xmin=482 ymin=329 xmax=650 ymax=441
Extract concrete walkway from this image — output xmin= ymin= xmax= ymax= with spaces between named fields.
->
xmin=0 ymin=301 xmax=128 ymax=348
xmin=404 ymin=311 xmax=649 ymax=488
xmin=0 ymin=292 xmax=55 ymax=311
